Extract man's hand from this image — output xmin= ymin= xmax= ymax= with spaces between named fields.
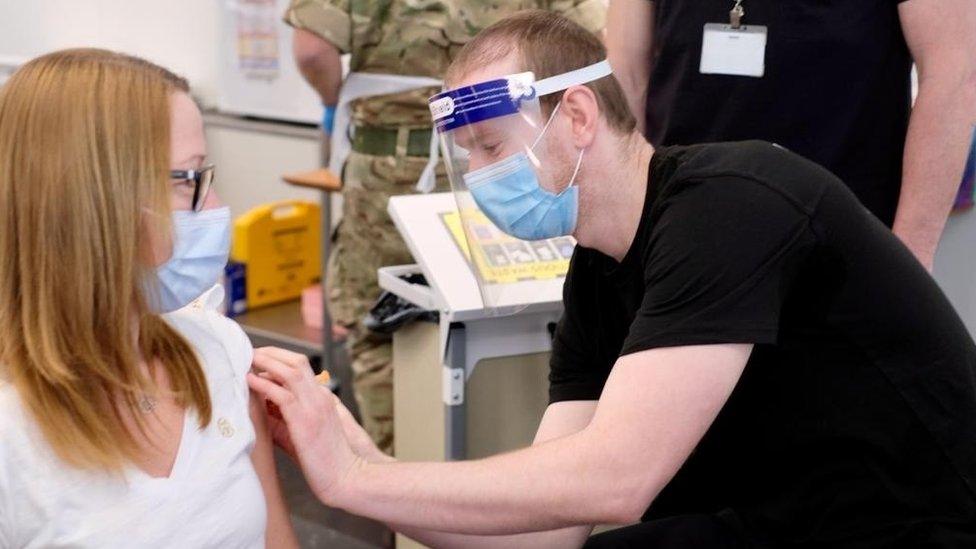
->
xmin=280 ymin=344 xmax=751 ymax=535
xmin=263 ymin=402 xmax=298 ymax=460
xmin=265 ymin=395 xmax=389 ymax=464
xmin=248 ymin=346 xmax=361 ymax=504
xmin=258 ymin=373 xmax=385 ymax=465
xmin=334 ymin=398 xmax=394 ymax=463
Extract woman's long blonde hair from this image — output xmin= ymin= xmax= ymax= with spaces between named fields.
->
xmin=0 ymin=49 xmax=212 ymax=470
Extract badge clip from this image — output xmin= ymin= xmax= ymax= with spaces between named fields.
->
xmin=730 ymin=0 xmax=745 ymax=29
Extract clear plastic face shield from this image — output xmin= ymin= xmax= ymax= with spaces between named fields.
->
xmin=429 ymin=60 xmax=612 ymax=315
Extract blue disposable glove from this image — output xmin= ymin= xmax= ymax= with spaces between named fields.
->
xmin=322 ymin=104 xmax=336 ymax=134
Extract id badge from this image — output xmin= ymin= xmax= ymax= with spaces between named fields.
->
xmin=700 ymin=23 xmax=767 ymax=77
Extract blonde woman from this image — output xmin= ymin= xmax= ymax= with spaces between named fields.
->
xmin=0 ymin=49 xmax=298 ymax=548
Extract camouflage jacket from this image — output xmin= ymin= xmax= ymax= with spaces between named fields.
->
xmin=284 ymin=0 xmax=605 ymax=128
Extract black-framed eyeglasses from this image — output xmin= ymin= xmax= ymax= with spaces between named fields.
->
xmin=170 ymin=164 xmax=215 ymax=212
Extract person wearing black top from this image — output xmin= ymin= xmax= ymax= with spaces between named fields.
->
xmin=607 ymin=0 xmax=976 ymax=271
xmin=563 ymin=140 xmax=976 ymax=547
xmin=247 ymin=12 xmax=976 ymax=548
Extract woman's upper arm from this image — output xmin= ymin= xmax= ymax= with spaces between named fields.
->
xmin=249 ymin=392 xmax=300 ymax=549
xmin=0 ymin=454 xmax=10 ymax=547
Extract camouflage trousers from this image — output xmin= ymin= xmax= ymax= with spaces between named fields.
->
xmin=327 ymin=150 xmax=446 ymax=455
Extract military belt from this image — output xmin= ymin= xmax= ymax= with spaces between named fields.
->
xmin=351 ymin=126 xmax=433 ymax=158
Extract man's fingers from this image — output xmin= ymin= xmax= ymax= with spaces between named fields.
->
xmin=252 ymin=348 xmax=321 ymax=402
xmin=334 ymin=402 xmax=356 ymax=423
xmin=248 ymin=372 xmax=326 ymax=443
xmin=266 ymin=415 xmax=299 ymax=460
xmin=334 ymin=403 xmax=361 ymax=435
xmin=255 ymin=346 xmax=314 ymax=372
xmin=247 ymin=372 xmax=295 ymax=407
xmin=252 ymin=351 xmax=309 ymax=389
xmin=250 ymin=359 xmax=336 ymax=424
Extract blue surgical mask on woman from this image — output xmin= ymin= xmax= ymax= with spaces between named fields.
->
xmin=151 ymin=206 xmax=231 ymax=313
xmin=464 ymin=103 xmax=585 ymax=241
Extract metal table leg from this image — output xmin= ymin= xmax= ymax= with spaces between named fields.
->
xmin=445 ymin=323 xmax=466 ymax=460
xmin=320 ymin=139 xmax=335 ymax=370
xmin=321 ymin=191 xmax=335 ymax=369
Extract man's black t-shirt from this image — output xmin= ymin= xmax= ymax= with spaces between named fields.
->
xmin=645 ymin=0 xmax=912 ymax=225
xmin=551 ymin=142 xmax=976 ymax=546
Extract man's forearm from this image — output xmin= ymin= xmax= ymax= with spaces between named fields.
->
xmin=326 ymin=429 xmax=636 ymax=536
xmin=393 ymin=523 xmax=592 ymax=549
xmin=332 ymin=399 xmax=597 ymax=546
xmin=893 ymin=73 xmax=976 ymax=270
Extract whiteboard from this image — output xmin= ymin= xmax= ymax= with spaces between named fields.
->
xmin=217 ymin=0 xmax=345 ymax=124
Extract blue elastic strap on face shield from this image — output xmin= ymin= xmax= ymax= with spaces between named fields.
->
xmin=428 ymin=60 xmax=613 ymax=132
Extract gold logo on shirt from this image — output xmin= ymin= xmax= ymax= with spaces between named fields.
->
xmin=217 ymin=417 xmax=235 ymax=438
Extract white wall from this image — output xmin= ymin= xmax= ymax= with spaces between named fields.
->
xmin=0 ymin=0 xmax=330 ymax=222
xmin=206 ymin=124 xmax=329 ymax=219
xmin=0 ymin=0 xmax=221 ymax=105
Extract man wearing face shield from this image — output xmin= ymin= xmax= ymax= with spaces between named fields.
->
xmin=284 ymin=0 xmax=605 ymax=457
xmin=249 ymin=11 xmax=976 ymax=548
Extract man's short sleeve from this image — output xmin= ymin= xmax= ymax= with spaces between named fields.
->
xmin=621 ymin=178 xmax=815 ymax=356
xmin=284 ymin=0 xmax=352 ymax=53
xmin=548 ymin=250 xmax=612 ymax=403
xmin=547 ymin=0 xmax=607 ymax=34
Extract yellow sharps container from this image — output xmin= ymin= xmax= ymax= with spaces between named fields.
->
xmin=230 ymin=200 xmax=322 ymax=309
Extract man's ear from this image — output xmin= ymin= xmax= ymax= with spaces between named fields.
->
xmin=560 ymin=85 xmax=599 ymax=149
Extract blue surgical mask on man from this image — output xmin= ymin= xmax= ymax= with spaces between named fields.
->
xmin=464 ymin=103 xmax=585 ymax=241
xmin=151 ymin=206 xmax=231 ymax=313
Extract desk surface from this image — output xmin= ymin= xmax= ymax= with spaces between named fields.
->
xmin=235 ymin=300 xmax=323 ymax=354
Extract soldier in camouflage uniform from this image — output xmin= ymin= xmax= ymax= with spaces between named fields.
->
xmin=285 ymin=0 xmax=605 ymax=454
